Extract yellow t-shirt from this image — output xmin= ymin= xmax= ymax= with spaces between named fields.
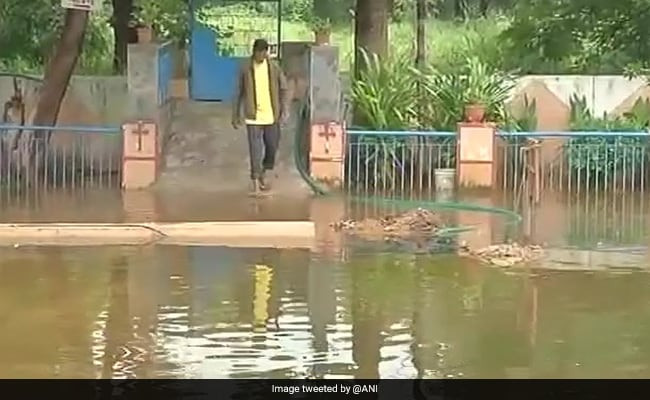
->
xmin=245 ymin=59 xmax=275 ymax=125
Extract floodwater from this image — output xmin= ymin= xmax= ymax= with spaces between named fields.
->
xmin=1 ymin=188 xmax=650 ymax=378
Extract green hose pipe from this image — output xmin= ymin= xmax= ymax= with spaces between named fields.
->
xmin=292 ymin=101 xmax=522 ymax=234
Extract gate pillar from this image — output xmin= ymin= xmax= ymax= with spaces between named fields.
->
xmin=307 ymin=45 xmax=345 ymax=190
xmin=310 ymin=122 xmax=345 ymax=189
xmin=122 ymin=120 xmax=160 ymax=189
xmin=457 ymin=123 xmax=498 ymax=188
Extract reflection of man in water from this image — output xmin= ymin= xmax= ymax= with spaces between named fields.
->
xmin=232 ymin=39 xmax=289 ymax=194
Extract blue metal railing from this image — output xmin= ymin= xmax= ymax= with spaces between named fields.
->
xmin=348 ymin=129 xmax=650 ymax=138
xmin=498 ymin=130 xmax=650 ymax=138
xmin=0 ymin=123 xmax=123 ymax=192
xmin=345 ymin=129 xmax=457 ymax=196
xmin=344 ymin=128 xmax=650 ymax=196
xmin=157 ymin=41 xmax=174 ymax=106
xmin=0 ymin=124 xmax=120 ymax=134
xmin=497 ymin=130 xmax=650 ymax=194
xmin=347 ymin=129 xmax=456 ymax=137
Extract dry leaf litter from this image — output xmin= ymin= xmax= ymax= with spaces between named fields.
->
xmin=459 ymin=242 xmax=543 ymax=267
xmin=331 ymin=208 xmax=544 ymax=266
xmin=331 ymin=208 xmax=443 ymax=238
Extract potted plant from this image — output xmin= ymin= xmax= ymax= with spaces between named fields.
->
xmin=464 ymin=101 xmax=487 ymax=123
xmin=461 ymin=57 xmax=513 ymax=123
xmin=464 ymin=86 xmax=490 ymax=123
xmin=133 ymin=0 xmax=158 ymax=43
xmin=311 ymin=17 xmax=332 ymax=45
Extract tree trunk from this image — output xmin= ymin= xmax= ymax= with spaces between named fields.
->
xmin=454 ymin=0 xmax=465 ymax=19
xmin=20 ymin=9 xmax=88 ymax=183
xmin=112 ymin=0 xmax=134 ymax=74
xmin=32 ymin=9 xmax=88 ymax=129
xmin=354 ymin=0 xmax=389 ymax=76
xmin=352 ymin=0 xmax=389 ymax=126
xmin=416 ymin=0 xmax=426 ymax=127
xmin=480 ymin=0 xmax=490 ymax=17
xmin=415 ymin=0 xmax=426 ymax=70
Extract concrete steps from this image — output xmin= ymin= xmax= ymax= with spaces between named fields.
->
xmin=157 ymin=100 xmax=308 ymax=195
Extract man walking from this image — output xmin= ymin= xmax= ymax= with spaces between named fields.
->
xmin=232 ymin=38 xmax=289 ymax=194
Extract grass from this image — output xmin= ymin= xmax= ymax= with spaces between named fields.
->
xmin=203 ymin=13 xmax=509 ymax=72
xmin=287 ymin=17 xmax=509 ymax=72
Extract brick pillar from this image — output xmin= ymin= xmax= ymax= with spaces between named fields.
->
xmin=122 ymin=120 xmax=159 ymax=189
xmin=457 ymin=123 xmax=497 ymax=188
xmin=307 ymin=45 xmax=345 ymax=191
xmin=309 ymin=122 xmax=345 ymax=189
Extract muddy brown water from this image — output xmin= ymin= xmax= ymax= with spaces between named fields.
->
xmin=1 ymin=189 xmax=650 ymax=378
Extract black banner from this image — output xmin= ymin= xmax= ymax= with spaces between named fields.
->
xmin=0 ymin=379 xmax=646 ymax=399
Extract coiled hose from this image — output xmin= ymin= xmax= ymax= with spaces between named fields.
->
xmin=291 ymin=101 xmax=523 ymax=238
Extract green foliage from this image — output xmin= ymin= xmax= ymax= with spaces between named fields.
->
xmin=502 ymin=0 xmax=650 ymax=74
xmin=349 ymin=49 xmax=515 ymax=185
xmin=348 ymin=48 xmax=420 ymax=187
xmin=350 ymin=48 xmax=418 ymax=130
xmin=566 ymin=95 xmax=649 ymax=181
xmin=134 ymin=0 xmax=190 ymax=43
xmin=3 ymin=0 xmax=650 ymax=78
xmin=0 ymin=0 xmax=65 ymax=71
xmin=0 ymin=0 xmax=114 ymax=75
xmin=197 ymin=2 xmax=281 ymax=56
xmin=282 ymin=0 xmax=312 ymax=21
xmin=413 ymin=57 xmax=515 ymax=131
xmin=310 ymin=16 xmax=332 ymax=32
xmin=504 ymin=95 xmax=537 ymax=132
xmin=311 ymin=0 xmax=354 ymax=25
xmin=349 ymin=49 xmax=516 ymax=131
xmin=569 ymin=95 xmax=649 ymax=132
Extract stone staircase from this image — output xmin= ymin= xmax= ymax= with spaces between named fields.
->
xmin=157 ymin=100 xmax=308 ymax=195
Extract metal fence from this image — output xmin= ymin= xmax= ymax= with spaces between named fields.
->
xmin=345 ymin=129 xmax=650 ymax=197
xmin=345 ymin=130 xmax=456 ymax=197
xmin=499 ymin=131 xmax=650 ymax=195
xmin=562 ymin=191 xmax=650 ymax=247
xmin=0 ymin=124 xmax=122 ymax=196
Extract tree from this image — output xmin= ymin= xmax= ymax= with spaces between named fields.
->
xmin=416 ymin=0 xmax=426 ymax=125
xmin=503 ymin=0 xmax=650 ymax=74
xmin=415 ymin=0 xmax=426 ymax=70
xmin=32 ymin=9 xmax=89 ymax=131
xmin=354 ymin=0 xmax=389 ymax=76
xmin=0 ymin=0 xmax=64 ymax=71
xmin=133 ymin=0 xmax=190 ymax=46
xmin=19 ymin=8 xmax=89 ymax=180
xmin=111 ymin=0 xmax=135 ymax=73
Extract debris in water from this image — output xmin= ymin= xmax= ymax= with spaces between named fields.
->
xmin=331 ymin=208 xmax=443 ymax=239
xmin=459 ymin=242 xmax=543 ymax=267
